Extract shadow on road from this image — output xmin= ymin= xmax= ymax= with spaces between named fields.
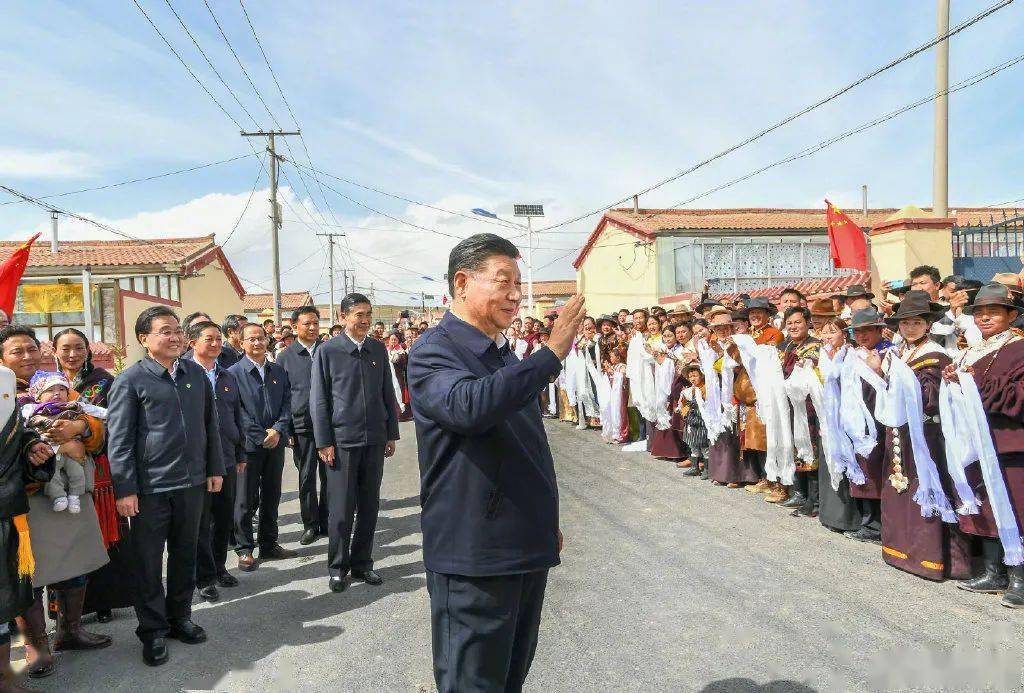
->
xmin=699 ymin=678 xmax=818 ymax=692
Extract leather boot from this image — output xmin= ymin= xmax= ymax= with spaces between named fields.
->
xmin=699 ymin=461 xmax=710 ymax=481
xmin=1001 ymin=565 xmax=1024 ymax=609
xmin=764 ymin=483 xmax=789 ymax=504
xmin=958 ymin=539 xmax=1008 ymax=594
xmin=53 ymin=586 xmax=112 ymax=651
xmin=1 ymin=640 xmax=42 ymax=693
xmin=779 ymin=490 xmax=806 ymax=509
xmin=13 ymin=595 xmax=54 ymax=679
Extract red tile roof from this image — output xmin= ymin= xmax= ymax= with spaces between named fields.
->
xmin=0 ymin=235 xmax=216 ymax=268
xmin=243 ymin=291 xmax=314 ymax=312
xmin=711 ymin=271 xmax=872 ymax=303
xmin=531 ymin=279 xmax=576 ymax=297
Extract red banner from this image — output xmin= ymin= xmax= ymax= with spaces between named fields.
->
xmin=825 ymin=200 xmax=867 ymax=271
xmin=0 ymin=233 xmax=39 ymax=316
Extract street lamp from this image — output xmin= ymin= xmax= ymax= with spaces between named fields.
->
xmin=472 ymin=204 xmax=545 ymax=316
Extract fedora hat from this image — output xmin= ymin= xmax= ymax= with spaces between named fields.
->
xmin=833 ymin=284 xmax=874 ymax=301
xmin=731 ymin=309 xmax=750 ymax=322
xmin=886 ymin=290 xmax=946 ymax=326
xmin=809 ymin=298 xmax=837 ymax=317
xmin=745 ymin=297 xmax=777 ymax=315
xmin=596 ymin=314 xmax=618 ymax=329
xmin=706 ymin=306 xmax=733 ymax=327
xmin=697 ymin=298 xmax=723 ymax=313
xmin=963 ymin=282 xmax=1023 ymax=315
xmin=850 ymin=307 xmax=886 ymax=329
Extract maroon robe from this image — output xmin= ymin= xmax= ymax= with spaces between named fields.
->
xmin=880 ymin=349 xmax=971 ymax=581
xmin=849 ymin=380 xmax=886 ymax=500
xmin=708 ymin=409 xmax=759 ymax=484
xmin=648 ymin=374 xmax=687 ymax=459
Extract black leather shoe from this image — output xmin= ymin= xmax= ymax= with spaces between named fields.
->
xmin=167 ymin=620 xmax=207 ymax=644
xmin=845 ymin=528 xmax=882 ymax=544
xmin=328 ymin=575 xmax=350 ymax=593
xmin=779 ymin=491 xmax=806 ymax=509
xmin=216 ymin=571 xmax=239 ymax=588
xmin=958 ymin=563 xmax=1009 ymax=594
xmin=299 ymin=528 xmax=319 ymax=545
xmin=96 ymin=609 xmax=114 ymax=624
xmin=260 ymin=544 xmax=298 ymax=560
xmin=198 ymin=585 xmax=220 ymax=602
xmin=143 ymin=637 xmax=169 ymax=667
xmin=1003 ymin=566 xmax=1024 ymax=608
xmin=353 ymin=569 xmax=383 ymax=586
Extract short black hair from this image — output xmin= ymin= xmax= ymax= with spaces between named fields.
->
xmin=292 ymin=305 xmax=320 ymax=323
xmin=447 ymin=233 xmax=520 ymax=295
xmin=187 ymin=320 xmax=221 ymax=342
xmin=0 ymin=325 xmax=39 ymax=348
xmin=263 ymin=318 xmax=275 ymax=326
xmin=632 ymin=308 xmax=650 ymax=321
xmin=135 ymin=306 xmax=179 ymax=339
xmin=780 ymin=288 xmax=805 ymax=301
xmin=783 ymin=306 xmax=811 ymax=322
xmin=340 ymin=293 xmax=372 ymax=314
xmin=618 ymin=308 xmax=629 ymax=314
xmin=330 ymin=324 xmax=343 ymax=333
xmin=182 ymin=311 xmax=212 ymax=333
xmin=222 ymin=314 xmax=246 ymax=337
xmin=910 ymin=265 xmax=941 ymax=284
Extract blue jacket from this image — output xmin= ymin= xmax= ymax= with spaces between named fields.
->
xmin=275 ymin=338 xmax=322 ymax=437
xmin=227 ymin=357 xmax=292 ymax=453
xmin=208 ymin=363 xmax=245 ymax=468
xmin=107 ymin=356 xmax=226 ymax=497
xmin=408 ymin=311 xmax=563 ymax=576
xmin=310 ymin=332 xmax=400 ymax=449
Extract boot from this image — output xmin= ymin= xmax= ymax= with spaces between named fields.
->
xmin=1 ymin=641 xmax=42 ymax=693
xmin=699 ymin=462 xmax=710 ymax=481
xmin=1001 ymin=565 xmax=1024 ymax=609
xmin=779 ymin=490 xmax=806 ymax=509
xmin=764 ymin=483 xmax=789 ymax=504
xmin=958 ymin=539 xmax=1009 ymax=594
xmin=745 ymin=479 xmax=770 ymax=494
xmin=13 ymin=595 xmax=54 ymax=679
xmin=53 ymin=586 xmax=112 ymax=651
xmin=682 ymin=460 xmax=701 ymax=477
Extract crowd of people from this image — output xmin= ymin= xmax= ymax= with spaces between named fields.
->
xmin=0 ymin=298 xmax=430 ymax=688
xmin=513 ymin=265 xmax=1024 ymax=611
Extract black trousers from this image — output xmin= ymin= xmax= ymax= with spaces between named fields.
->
xmin=325 ymin=445 xmax=384 ymax=577
xmin=426 ymin=569 xmax=548 ymax=693
xmin=234 ymin=445 xmax=286 ymax=554
xmin=293 ymin=433 xmax=329 ymax=532
xmin=857 ymin=497 xmax=882 ymax=533
xmin=196 ymin=465 xmax=237 ymax=586
xmin=129 ymin=484 xmax=205 ymax=642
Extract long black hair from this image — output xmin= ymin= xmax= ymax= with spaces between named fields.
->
xmin=52 ymin=327 xmax=95 ymax=385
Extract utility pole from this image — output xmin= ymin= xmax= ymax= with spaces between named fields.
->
xmin=933 ymin=0 xmax=949 ymax=218
xmin=242 ymin=129 xmax=300 ymax=325
xmin=50 ymin=210 xmax=59 ymax=254
xmin=316 ymin=232 xmax=346 ymax=326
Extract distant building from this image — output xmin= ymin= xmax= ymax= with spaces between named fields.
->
xmin=526 ymin=279 xmax=576 ymax=319
xmin=243 ymin=291 xmax=314 ymax=325
xmin=2 ymin=234 xmax=244 ymax=366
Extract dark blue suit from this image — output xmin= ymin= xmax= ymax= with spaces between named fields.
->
xmin=228 ymin=356 xmax=291 ymax=555
xmin=408 ymin=311 xmax=563 ymax=692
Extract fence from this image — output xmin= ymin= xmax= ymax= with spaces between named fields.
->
xmin=951 ymin=211 xmax=1024 ymax=280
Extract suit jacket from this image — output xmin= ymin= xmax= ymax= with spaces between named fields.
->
xmin=310 ymin=332 xmax=399 ymax=449
xmin=408 ymin=311 xmax=563 ymax=576
xmin=275 ymin=338 xmax=322 ymax=438
xmin=227 ymin=357 xmax=292 ymax=453
xmin=211 ymin=365 xmax=245 ymax=468
xmin=218 ymin=342 xmax=244 ymax=370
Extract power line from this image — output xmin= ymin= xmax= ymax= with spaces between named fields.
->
xmin=219 ymin=161 xmax=265 ymax=248
xmin=537 ymin=0 xmax=1016 ymax=232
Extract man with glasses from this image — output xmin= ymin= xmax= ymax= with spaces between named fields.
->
xmin=107 ymin=306 xmax=225 ymax=666
xmin=229 ymin=324 xmax=295 ymax=572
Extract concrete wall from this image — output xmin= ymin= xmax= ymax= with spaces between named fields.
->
xmin=119 ymin=292 xmax=172 ymax=366
xmin=577 ymin=222 xmax=660 ymax=315
xmin=179 ymin=256 xmax=244 ymax=325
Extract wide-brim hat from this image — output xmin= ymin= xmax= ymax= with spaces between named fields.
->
xmin=706 ymin=306 xmax=733 ymax=327
xmin=833 ymin=284 xmax=874 ymax=301
xmin=745 ymin=297 xmax=777 ymax=315
xmin=885 ymin=290 xmax=947 ymax=325
xmin=731 ymin=309 xmax=750 ymax=322
xmin=849 ymin=307 xmax=887 ymax=329
xmin=963 ymin=282 xmax=1024 ymax=315
xmin=697 ymin=299 xmax=723 ymax=313
xmin=809 ymin=298 xmax=837 ymax=317
xmin=596 ymin=314 xmax=618 ymax=329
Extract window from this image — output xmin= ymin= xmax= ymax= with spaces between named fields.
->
xmin=674 ymin=236 xmax=835 ymax=293
xmin=159 ymin=275 xmax=170 ymax=298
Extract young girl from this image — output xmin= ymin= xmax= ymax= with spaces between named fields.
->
xmin=601 ymin=348 xmax=628 ymax=444
xmin=678 ymin=364 xmax=710 ymax=477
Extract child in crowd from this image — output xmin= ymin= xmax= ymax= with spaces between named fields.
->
xmin=677 ymin=364 xmax=709 ymax=478
xmin=601 ymin=347 xmax=628 ymax=444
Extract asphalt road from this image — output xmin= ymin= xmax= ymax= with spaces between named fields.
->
xmin=20 ymin=420 xmax=1024 ymax=692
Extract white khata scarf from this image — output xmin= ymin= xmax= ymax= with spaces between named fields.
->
xmin=697 ymin=339 xmax=735 ymax=444
xmin=819 ymin=346 xmax=864 ymax=489
xmin=731 ymin=334 xmax=794 ymax=485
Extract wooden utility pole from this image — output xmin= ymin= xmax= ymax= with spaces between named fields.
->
xmin=242 ymin=129 xmax=300 ymax=325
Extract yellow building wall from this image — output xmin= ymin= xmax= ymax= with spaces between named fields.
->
xmin=576 ymin=223 xmax=659 ymax=315
xmin=178 ymin=257 xmax=245 ymax=325
xmin=870 ymin=229 xmax=953 ymax=287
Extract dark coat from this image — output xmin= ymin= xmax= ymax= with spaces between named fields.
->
xmin=217 ymin=342 xmax=244 ymax=370
xmin=310 ymin=332 xmax=400 ymax=449
xmin=227 ymin=357 xmax=292 ymax=453
xmin=107 ymin=356 xmax=226 ymax=497
xmin=210 ymin=364 xmax=245 ymax=468
xmin=275 ymin=338 xmax=322 ymax=437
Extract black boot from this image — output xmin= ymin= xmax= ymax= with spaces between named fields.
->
xmin=958 ymin=539 xmax=1008 ymax=594
xmin=682 ymin=459 xmax=702 ymax=477
xmin=1002 ymin=565 xmax=1024 ymax=609
xmin=699 ymin=462 xmax=709 ymax=481
xmin=53 ymin=586 xmax=112 ymax=651
xmin=779 ymin=491 xmax=806 ymax=509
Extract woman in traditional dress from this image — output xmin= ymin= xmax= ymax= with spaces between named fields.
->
xmin=574 ymin=317 xmax=602 ymax=430
xmin=51 ymin=328 xmax=135 ymax=625
xmin=776 ymin=307 xmax=821 ymax=514
xmin=0 ymin=326 xmax=110 ymax=680
xmin=867 ymin=291 xmax=970 ymax=581
xmin=678 ymin=363 xmax=710 ymax=477
xmin=387 ymin=332 xmax=414 ymax=422
xmin=647 ymin=326 xmax=687 ymax=460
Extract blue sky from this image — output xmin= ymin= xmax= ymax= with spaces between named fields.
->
xmin=2 ymin=1 xmax=1022 ymax=302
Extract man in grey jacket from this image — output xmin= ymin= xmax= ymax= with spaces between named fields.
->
xmin=107 ymin=306 xmax=225 ymax=667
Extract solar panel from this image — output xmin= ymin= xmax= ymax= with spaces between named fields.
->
xmin=513 ymin=204 xmax=544 ymax=217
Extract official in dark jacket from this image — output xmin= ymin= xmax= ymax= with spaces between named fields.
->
xmin=408 ymin=234 xmax=585 ymax=693
xmin=276 ymin=306 xmax=327 ymax=545
xmin=217 ymin=314 xmax=247 ymax=370
xmin=310 ymin=293 xmax=399 ymax=592
xmin=228 ymin=323 xmax=295 ymax=570
xmin=107 ymin=306 xmax=225 ymax=666
xmin=187 ymin=321 xmax=247 ymax=602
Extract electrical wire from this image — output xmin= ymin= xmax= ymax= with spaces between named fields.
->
xmin=219 ymin=161 xmax=265 ymax=248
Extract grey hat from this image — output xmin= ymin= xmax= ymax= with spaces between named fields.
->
xmin=850 ymin=307 xmax=886 ymax=329
xmin=963 ymin=282 xmax=1023 ymax=315
xmin=885 ymin=290 xmax=946 ymax=326
xmin=596 ymin=314 xmax=618 ymax=328
xmin=833 ymin=284 xmax=874 ymax=301
xmin=745 ymin=297 xmax=777 ymax=315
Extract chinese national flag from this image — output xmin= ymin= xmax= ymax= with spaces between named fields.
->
xmin=0 ymin=233 xmax=39 ymax=316
xmin=825 ymin=200 xmax=867 ymax=271
xmin=442 ymin=294 xmax=449 ymax=305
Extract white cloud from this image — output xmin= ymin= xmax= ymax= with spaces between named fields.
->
xmin=0 ymin=149 xmax=98 ymax=180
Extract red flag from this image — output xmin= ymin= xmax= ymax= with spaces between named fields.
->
xmin=442 ymin=294 xmax=449 ymax=305
xmin=825 ymin=200 xmax=867 ymax=271
xmin=0 ymin=233 xmax=39 ymax=316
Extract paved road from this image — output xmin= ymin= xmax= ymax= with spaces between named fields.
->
xmin=23 ymin=420 xmax=1024 ymax=692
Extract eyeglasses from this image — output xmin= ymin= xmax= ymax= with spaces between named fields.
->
xmin=243 ymin=336 xmax=267 ymax=344
xmin=149 ymin=329 xmax=184 ymax=338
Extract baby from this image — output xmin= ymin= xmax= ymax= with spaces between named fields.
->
xmin=21 ymin=371 xmax=106 ymax=513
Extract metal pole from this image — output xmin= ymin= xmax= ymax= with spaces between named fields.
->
xmin=328 ymin=237 xmax=335 ymax=325
xmin=527 ymin=216 xmax=534 ymax=317
xmin=81 ymin=267 xmax=95 ymax=341
xmin=861 ymin=185 xmax=868 ymax=218
xmin=50 ymin=211 xmax=58 ymax=254
xmin=933 ymin=0 xmax=949 ymax=218
xmin=268 ymin=132 xmax=282 ymax=326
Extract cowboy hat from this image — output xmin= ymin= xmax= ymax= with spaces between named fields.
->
xmin=731 ymin=309 xmax=750 ymax=323
xmin=885 ymin=290 xmax=947 ymax=325
xmin=963 ymin=282 xmax=1023 ymax=315
xmin=706 ymin=306 xmax=733 ymax=327
xmin=832 ymin=284 xmax=875 ymax=301
xmin=697 ymin=298 xmax=723 ymax=313
xmin=808 ymin=298 xmax=837 ymax=317
xmin=596 ymin=314 xmax=618 ymax=329
xmin=849 ymin=307 xmax=887 ymax=329
xmin=745 ymin=297 xmax=777 ymax=315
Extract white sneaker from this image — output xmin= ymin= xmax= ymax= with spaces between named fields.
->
xmin=53 ymin=496 xmax=69 ymax=512
xmin=67 ymin=496 xmax=81 ymax=514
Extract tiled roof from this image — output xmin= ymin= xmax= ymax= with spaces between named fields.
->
xmin=243 ymin=291 xmax=314 ymax=312
xmin=531 ymin=279 xmax=576 ymax=297
xmin=0 ymin=235 xmax=216 ymax=268
xmin=712 ymin=271 xmax=872 ymax=303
